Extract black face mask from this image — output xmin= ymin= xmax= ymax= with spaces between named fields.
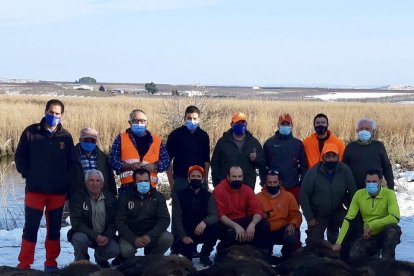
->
xmin=314 ymin=125 xmax=328 ymax=136
xmin=230 ymin=180 xmax=243 ymax=190
xmin=267 ymin=186 xmax=280 ymax=195
xmin=324 ymin=161 xmax=337 ymax=171
xmin=190 ymin=179 xmax=202 ymax=190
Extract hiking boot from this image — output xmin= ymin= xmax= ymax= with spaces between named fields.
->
xmin=44 ymin=266 xmax=59 ymax=273
xmin=200 ymin=256 xmax=213 ymax=267
xmin=111 ymin=255 xmax=125 ymax=266
xmin=97 ymin=260 xmax=110 ymax=269
xmin=192 ymin=251 xmax=201 ymax=259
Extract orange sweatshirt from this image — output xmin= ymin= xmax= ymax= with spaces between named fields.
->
xmin=256 ymin=188 xmax=302 ymax=232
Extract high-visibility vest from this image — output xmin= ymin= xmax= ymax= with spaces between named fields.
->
xmin=120 ymin=132 xmax=161 ymax=187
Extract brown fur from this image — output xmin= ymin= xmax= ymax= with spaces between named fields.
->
xmin=0 ymin=266 xmax=47 ymax=276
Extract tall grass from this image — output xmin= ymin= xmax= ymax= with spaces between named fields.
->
xmin=0 ymin=162 xmax=24 ymax=230
xmin=1 ymin=94 xmax=413 ymax=168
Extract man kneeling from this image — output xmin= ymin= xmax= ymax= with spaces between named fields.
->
xmin=256 ymin=170 xmax=302 ymax=258
xmin=172 ymin=165 xmax=219 ymax=266
xmin=68 ymin=169 xmax=120 ymax=268
xmin=213 ymin=166 xmax=270 ymax=253
xmin=116 ymin=168 xmax=173 ymax=259
xmin=333 ymin=169 xmax=401 ymax=259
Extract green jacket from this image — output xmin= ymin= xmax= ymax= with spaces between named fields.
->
xmin=70 ymin=143 xmax=117 ymax=196
xmin=68 ymin=190 xmax=117 ymax=243
xmin=211 ymin=129 xmax=265 ymax=189
xmin=336 ymin=187 xmax=400 ymax=245
xmin=300 ymin=162 xmax=357 ymax=221
xmin=116 ymin=188 xmax=170 ymax=246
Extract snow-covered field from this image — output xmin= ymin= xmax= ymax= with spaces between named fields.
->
xmin=0 ymin=172 xmax=413 ymax=270
xmin=309 ymin=92 xmax=410 ymax=101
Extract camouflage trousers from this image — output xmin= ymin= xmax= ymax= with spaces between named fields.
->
xmin=349 ymin=224 xmax=402 ymax=260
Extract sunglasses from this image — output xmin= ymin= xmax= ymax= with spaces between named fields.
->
xmin=267 ymin=169 xmax=279 ymax=175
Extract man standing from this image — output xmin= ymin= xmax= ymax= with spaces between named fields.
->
xmin=263 ymin=113 xmax=307 ymax=202
xmin=343 ymin=118 xmax=394 ymax=190
xmin=15 ymin=99 xmax=74 ymax=271
xmin=68 ymin=170 xmax=119 ymax=268
xmin=116 ymin=168 xmax=173 ymax=259
xmin=300 ymin=144 xmax=357 ymax=245
xmin=109 ymin=109 xmax=169 ymax=194
xmin=213 ymin=166 xmax=269 ymax=252
xmin=166 ymin=106 xmax=210 ymax=192
xmin=211 ymin=112 xmax=265 ymax=190
xmin=333 ymin=169 xmax=401 ymax=260
xmin=302 ymin=113 xmax=345 ymax=168
xmin=71 ymin=127 xmax=116 ymax=195
xmin=256 ymin=170 xmax=302 ymax=258
xmin=172 ymin=165 xmax=219 ymax=266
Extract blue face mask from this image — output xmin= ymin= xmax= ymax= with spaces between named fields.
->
xmin=279 ymin=126 xmax=292 ymax=136
xmin=131 ymin=123 xmax=146 ymax=136
xmin=185 ymin=120 xmax=199 ymax=131
xmin=81 ymin=142 xmax=96 ymax=152
xmin=232 ymin=124 xmax=247 ymax=136
xmin=45 ymin=114 xmax=60 ymax=127
xmin=358 ymin=130 xmax=372 ymax=142
xmin=137 ymin=181 xmax=150 ymax=194
xmin=366 ymin=182 xmax=380 ymax=195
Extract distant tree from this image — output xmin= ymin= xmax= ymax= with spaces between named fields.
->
xmin=172 ymin=90 xmax=179 ymax=96
xmin=78 ymin=77 xmax=97 ymax=84
xmin=99 ymin=85 xmax=106 ymax=92
xmin=145 ymin=82 xmax=158 ymax=94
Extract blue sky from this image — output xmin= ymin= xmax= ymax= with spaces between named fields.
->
xmin=1 ymin=0 xmax=413 ymax=87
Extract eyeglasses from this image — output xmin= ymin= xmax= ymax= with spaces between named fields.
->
xmin=81 ymin=138 xmax=97 ymax=143
xmin=130 ymin=119 xmax=147 ymax=124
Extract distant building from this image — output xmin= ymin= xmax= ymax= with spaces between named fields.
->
xmin=111 ymin=88 xmax=124 ymax=94
xmin=73 ymin=85 xmax=94 ymax=91
xmin=252 ymin=86 xmax=260 ymax=90
xmin=181 ymin=90 xmax=204 ymax=97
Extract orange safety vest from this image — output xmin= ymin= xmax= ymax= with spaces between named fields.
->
xmin=120 ymin=132 xmax=161 ymax=187
xmin=302 ymin=130 xmax=345 ymax=168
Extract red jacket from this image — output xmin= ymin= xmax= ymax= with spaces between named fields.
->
xmin=213 ymin=179 xmax=263 ymax=220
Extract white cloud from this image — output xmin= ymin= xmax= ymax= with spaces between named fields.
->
xmin=0 ymin=0 xmax=218 ymax=26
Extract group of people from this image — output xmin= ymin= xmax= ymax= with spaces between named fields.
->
xmin=14 ymin=99 xmax=402 ymax=272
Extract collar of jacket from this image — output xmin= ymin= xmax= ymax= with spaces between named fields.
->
xmin=317 ymin=161 xmax=342 ymax=175
xmin=363 ymin=186 xmax=385 ymax=199
xmin=75 ymin=143 xmax=99 ymax=155
xmin=275 ymin=131 xmax=293 ymax=139
xmin=180 ymin=125 xmax=201 ymax=134
xmin=222 ymin=128 xmax=253 ymax=140
xmin=356 ymin=139 xmax=373 ymax=146
xmin=127 ymin=128 xmax=154 ymax=143
xmin=37 ymin=117 xmax=63 ymax=133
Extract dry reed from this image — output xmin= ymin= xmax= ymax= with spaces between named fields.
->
xmin=1 ymin=94 xmax=413 ymax=168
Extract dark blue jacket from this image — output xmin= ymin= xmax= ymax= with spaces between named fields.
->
xmin=263 ymin=132 xmax=307 ymax=189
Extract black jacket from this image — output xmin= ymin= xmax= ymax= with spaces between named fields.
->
xmin=166 ymin=126 xmax=210 ymax=178
xmin=67 ymin=189 xmax=117 ymax=243
xmin=15 ymin=119 xmax=74 ymax=194
xmin=70 ymin=143 xmax=117 ymax=196
xmin=116 ymin=188 xmax=170 ymax=245
xmin=343 ymin=140 xmax=394 ymax=190
xmin=263 ymin=132 xmax=307 ymax=189
xmin=172 ymin=188 xmax=218 ymax=239
xmin=211 ymin=129 xmax=265 ymax=189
